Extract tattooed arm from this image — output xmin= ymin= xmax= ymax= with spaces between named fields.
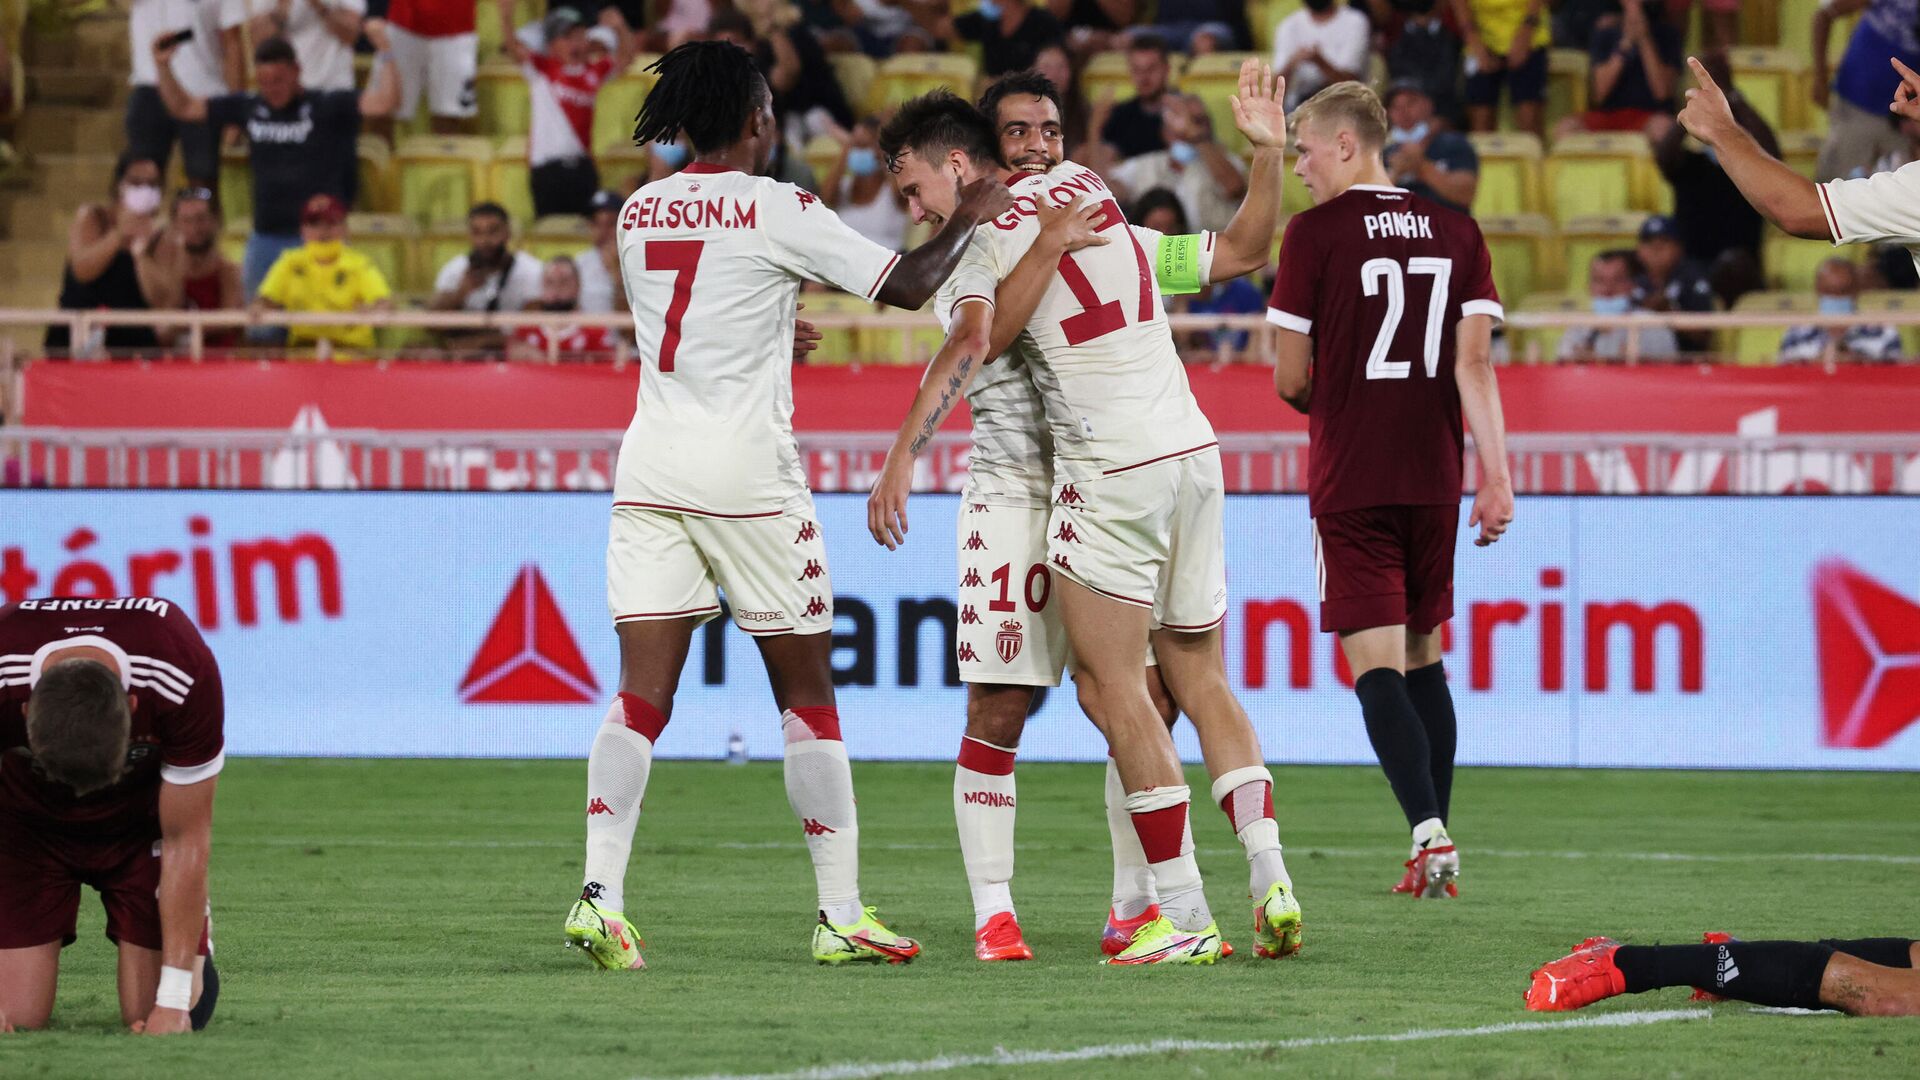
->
xmin=866 ymin=301 xmax=991 ymax=550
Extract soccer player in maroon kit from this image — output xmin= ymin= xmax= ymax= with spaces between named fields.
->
xmin=1266 ymin=82 xmax=1514 ymax=899
xmin=0 ymin=597 xmax=222 ymax=1034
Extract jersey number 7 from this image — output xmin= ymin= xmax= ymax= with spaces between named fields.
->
xmin=645 ymin=239 xmax=705 ymax=372
xmin=1054 ymin=199 xmax=1154 ymax=346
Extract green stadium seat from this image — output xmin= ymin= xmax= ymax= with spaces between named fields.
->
xmin=344 ymin=213 xmax=418 ymax=298
xmin=1513 ymin=292 xmax=1586 ymax=364
xmin=489 ymin=137 xmax=534 ymax=226
xmin=1730 ymin=290 xmax=1815 ymax=366
xmin=395 ymin=135 xmax=491 ymax=226
xmin=1764 ymin=224 xmax=1861 ymax=290
xmin=1468 ymin=132 xmax=1543 ymax=216
xmin=1478 ymin=213 xmax=1559 ymax=305
xmin=1560 ymin=212 xmax=1647 ymax=290
xmin=1544 ymin=133 xmax=1652 ymax=220
xmin=475 ymin=64 xmax=531 ymax=138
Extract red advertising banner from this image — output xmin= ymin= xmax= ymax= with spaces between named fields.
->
xmin=22 ymin=360 xmax=1920 ymax=434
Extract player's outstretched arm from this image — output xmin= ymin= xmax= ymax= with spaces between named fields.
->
xmin=872 ymin=177 xmax=1014 ymax=310
xmin=1677 ymin=56 xmax=1828 ymax=239
xmin=1213 ymin=59 xmax=1287 ymax=281
xmin=1273 ymin=329 xmax=1311 ymax=414
xmin=983 ymin=196 xmax=1109 ymax=357
xmin=867 ymin=301 xmax=992 ymax=550
xmin=1455 ymin=314 xmax=1513 ymax=547
xmin=136 ymin=776 xmax=217 ymax=1036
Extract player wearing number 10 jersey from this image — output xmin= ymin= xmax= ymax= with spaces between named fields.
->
xmin=565 ymin=41 xmax=1013 ymax=972
xmin=1267 ymin=82 xmax=1515 ymax=902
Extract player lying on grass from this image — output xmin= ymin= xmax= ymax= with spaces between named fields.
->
xmin=869 ymin=60 xmax=1303 ymax=966
xmin=0 ymin=598 xmax=221 ymax=1035
xmin=1679 ymin=53 xmax=1920 ymax=275
xmin=1526 ymin=933 xmax=1920 ymax=1015
xmin=567 ymin=40 xmax=1014 ymax=972
xmin=1267 ymin=81 xmax=1513 ymax=900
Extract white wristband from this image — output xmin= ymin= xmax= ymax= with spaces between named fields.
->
xmin=156 ymin=965 xmax=193 ymax=1011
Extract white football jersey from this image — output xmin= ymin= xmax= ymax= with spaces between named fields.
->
xmin=934 ymin=267 xmax=1052 ymax=508
xmin=614 ymin=164 xmax=901 ymax=516
xmin=946 ymin=162 xmax=1219 ymax=483
xmin=1821 ymin=161 xmax=1920 ymax=276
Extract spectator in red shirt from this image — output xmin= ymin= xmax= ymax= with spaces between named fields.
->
xmin=503 ymin=6 xmax=641 ymax=217
xmin=509 ymin=256 xmax=616 ymax=360
xmin=149 ymin=187 xmax=243 ymax=351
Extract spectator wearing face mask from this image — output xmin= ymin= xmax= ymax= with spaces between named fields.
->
xmin=822 ymin=118 xmax=910 ymax=250
xmin=646 ymin=135 xmax=692 ymax=182
xmin=575 ymin=189 xmax=625 ymax=314
xmin=45 ymin=153 xmax=169 ymax=356
xmin=510 ymin=256 xmax=617 ymax=360
xmin=1629 ymin=214 xmax=1715 ymax=352
xmin=148 ymin=186 xmax=244 ymax=350
xmin=1558 ymin=249 xmax=1679 ymax=362
xmin=1780 ymin=258 xmax=1903 ymax=363
xmin=1106 ymin=93 xmax=1247 ymax=233
xmin=1382 ymin=79 xmax=1478 ymax=214
xmin=253 ymin=193 xmax=394 ymax=354
xmin=1271 ymin=0 xmax=1372 ymax=109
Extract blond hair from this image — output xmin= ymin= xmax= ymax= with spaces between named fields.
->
xmin=1292 ymin=81 xmax=1390 ymax=150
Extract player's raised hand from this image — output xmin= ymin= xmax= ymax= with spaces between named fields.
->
xmin=135 ymin=1004 xmax=192 ymax=1036
xmin=954 ymin=174 xmax=1016 ymax=224
xmin=1676 ymin=56 xmax=1739 ymax=148
xmin=1229 ymin=58 xmax=1287 ymax=151
xmin=1469 ymin=481 xmax=1514 ymax=547
xmin=1034 ymin=195 xmax=1110 ymax=254
xmin=1889 ymin=57 xmax=1920 ymax=122
xmin=867 ymin=455 xmax=913 ymax=550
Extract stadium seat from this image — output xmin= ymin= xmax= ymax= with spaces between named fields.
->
xmin=345 ymin=213 xmax=419 ymax=296
xmin=1740 ymin=0 xmax=1782 ymax=44
xmin=526 ymin=215 xmax=590 ymax=261
xmin=488 ymin=137 xmax=534 ymax=226
xmin=218 ymin=144 xmax=251 ymax=225
xmin=597 ymin=141 xmax=651 ymax=194
xmin=1777 ymin=130 xmax=1824 ymax=180
xmin=1727 ymin=47 xmax=1806 ymax=132
xmin=1467 ymin=132 xmax=1543 ymax=216
xmin=869 ymin=53 xmax=981 ymax=114
xmin=219 ymin=220 xmax=248 ymax=267
xmin=828 ymin=53 xmax=876 ymax=119
xmin=422 ymin=225 xmax=473 ymax=294
xmin=1560 ymin=212 xmax=1648 ymax=288
xmin=593 ymin=61 xmax=661 ymax=164
xmin=799 ymin=290 xmax=881 ymax=365
xmin=356 ymin=135 xmax=395 ymax=214
xmin=478 ymin=0 xmax=542 ymax=60
xmin=804 ymin=134 xmax=844 ymax=185
xmin=1544 ymin=49 xmax=1590 ymax=132
xmin=1478 ymin=213 xmax=1559 ymax=304
xmin=1179 ymin=52 xmax=1265 ymax=155
xmin=395 ymin=135 xmax=491 ymax=226
xmin=1857 ymin=289 xmax=1920 ymax=359
xmin=475 ymin=64 xmax=531 ymax=138
xmin=1251 ymin=1 xmax=1302 ymax=55
xmin=1512 ymin=292 xmax=1586 ymax=363
xmin=1730 ymin=290 xmax=1815 ymax=365
xmin=1544 ymin=133 xmax=1653 ymax=220
xmin=1764 ymin=224 xmax=1861 ymax=290
xmin=1081 ymin=50 xmax=1133 ymax=104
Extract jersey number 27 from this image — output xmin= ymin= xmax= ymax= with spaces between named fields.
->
xmin=1361 ymin=256 xmax=1452 ymax=380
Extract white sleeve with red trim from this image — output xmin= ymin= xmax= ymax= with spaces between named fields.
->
xmin=939 ymin=229 xmax=1005 ymax=322
xmin=1820 ymin=161 xmax=1920 ymax=247
xmin=761 ymin=182 xmax=902 ymax=300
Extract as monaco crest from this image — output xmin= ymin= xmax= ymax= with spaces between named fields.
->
xmin=997 ymin=620 xmax=1024 ymax=664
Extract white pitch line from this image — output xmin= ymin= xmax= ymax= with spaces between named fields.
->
xmin=632 ymin=1008 xmax=1712 ymax=1080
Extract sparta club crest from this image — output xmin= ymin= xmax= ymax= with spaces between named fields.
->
xmin=997 ymin=620 xmax=1024 ymax=664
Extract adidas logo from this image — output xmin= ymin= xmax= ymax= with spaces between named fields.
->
xmin=1716 ymin=945 xmax=1740 ymax=987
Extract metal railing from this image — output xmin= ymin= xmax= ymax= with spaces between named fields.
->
xmin=4 ymin=428 xmax=1915 ymax=494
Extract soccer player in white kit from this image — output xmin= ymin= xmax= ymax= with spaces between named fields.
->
xmin=1679 ymin=54 xmax=1920 ymax=274
xmin=870 ymin=62 xmax=1306 ymax=966
xmin=561 ymin=40 xmax=1013 ymax=971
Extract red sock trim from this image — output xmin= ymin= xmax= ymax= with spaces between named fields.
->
xmin=1130 ymin=802 xmax=1189 ymax=864
xmin=957 ymin=737 xmax=1016 ymax=776
xmin=788 ymin=705 xmax=842 ymax=741
xmin=1219 ymin=780 xmax=1275 ymax=833
xmin=618 ymin=692 xmax=668 ymax=743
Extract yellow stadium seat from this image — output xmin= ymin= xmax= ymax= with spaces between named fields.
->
xmin=804 ymin=134 xmax=844 ymax=185
xmin=488 ymin=137 xmax=534 ymax=225
xmin=798 ymin=290 xmax=880 ymax=365
xmin=1727 ymin=47 xmax=1806 ymax=132
xmin=1730 ymin=290 xmax=1815 ymax=366
xmin=1544 ymin=49 xmax=1589 ymax=132
xmin=395 ymin=135 xmax=491 ymax=226
xmin=1178 ymin=52 xmax=1263 ymax=155
xmin=1739 ymin=0 xmax=1782 ymax=44
xmin=1775 ymin=130 xmax=1824 ymax=179
xmin=1544 ymin=133 xmax=1652 ymax=221
xmin=829 ymin=53 xmax=877 ymax=120
xmin=597 ymin=142 xmax=652 ymax=197
xmin=1468 ymin=132 xmax=1543 ymax=217
xmin=421 ymin=225 xmax=473 ymax=295
xmin=1513 ymin=292 xmax=1586 ymax=364
xmin=594 ymin=63 xmax=661 ymax=164
xmin=1857 ymin=289 xmax=1920 ymax=359
xmin=1764 ymin=224 xmax=1861 ymax=290
xmin=478 ymin=0 xmax=542 ymax=61
xmin=1281 ymin=164 xmax=1315 ymax=217
xmin=1081 ymin=50 xmax=1134 ymax=105
xmin=220 ymin=221 xmax=248 ymax=267
xmin=1560 ymin=213 xmax=1647 ymax=291
xmin=526 ymin=215 xmax=590 ymax=262
xmin=355 ymin=135 xmax=395 ymax=214
xmin=218 ymin=144 xmax=251 ymax=225
xmin=475 ymin=65 xmax=531 ymax=138
xmin=870 ymin=53 xmax=981 ymax=114
xmin=1478 ymin=213 xmax=1558 ymax=306
xmin=344 ymin=213 xmax=419 ymax=298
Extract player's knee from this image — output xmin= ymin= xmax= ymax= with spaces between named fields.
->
xmin=963 ymin=695 xmax=1027 ymax=749
xmin=611 ymin=692 xmax=670 ymax=743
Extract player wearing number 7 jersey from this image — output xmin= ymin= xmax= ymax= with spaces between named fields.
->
xmin=1268 ymin=82 xmax=1515 ymax=902
xmin=565 ymin=40 xmax=1014 ymax=972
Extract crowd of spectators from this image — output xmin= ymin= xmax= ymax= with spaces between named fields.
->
xmin=35 ymin=0 xmax=1920 ymax=364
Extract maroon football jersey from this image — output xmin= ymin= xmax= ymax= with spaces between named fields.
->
xmin=1267 ymin=184 xmax=1502 ymax=516
xmin=0 ymin=597 xmax=224 ymax=838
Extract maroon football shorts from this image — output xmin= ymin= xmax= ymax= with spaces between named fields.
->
xmin=0 ymin=818 xmax=210 ymax=953
xmin=1312 ymin=504 xmax=1459 ymax=635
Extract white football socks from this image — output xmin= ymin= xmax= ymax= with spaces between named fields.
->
xmin=1125 ymin=785 xmax=1211 ymax=933
xmin=1211 ymin=765 xmax=1292 ymax=899
xmin=1412 ymin=816 xmax=1448 ymax=857
xmin=954 ymin=737 xmax=1018 ymax=930
xmin=781 ymin=710 xmax=863 ymax=926
xmin=1104 ymin=759 xmax=1157 ymax=920
xmin=582 ymin=701 xmax=654 ymax=914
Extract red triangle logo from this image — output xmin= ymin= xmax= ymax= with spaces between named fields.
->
xmin=459 ymin=565 xmax=600 ymax=704
xmin=1812 ymin=559 xmax=1920 ymax=749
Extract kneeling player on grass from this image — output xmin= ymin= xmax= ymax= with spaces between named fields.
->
xmin=0 ymin=598 xmax=222 ymax=1035
xmin=1526 ymin=933 xmax=1920 ymax=1016
xmin=565 ymin=40 xmax=1014 ymax=971
xmin=1267 ymin=82 xmax=1514 ymax=899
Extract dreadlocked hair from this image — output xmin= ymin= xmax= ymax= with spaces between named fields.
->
xmin=632 ymin=41 xmax=768 ymax=154
xmin=877 ymin=89 xmax=998 ymax=173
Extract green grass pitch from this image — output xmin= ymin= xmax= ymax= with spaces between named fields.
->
xmin=3 ymin=760 xmax=1918 ymax=1079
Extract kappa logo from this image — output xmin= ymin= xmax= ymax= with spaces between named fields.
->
xmin=960 ymin=604 xmax=982 ymax=625
xmin=970 ymin=503 xmax=989 ymax=513
xmin=793 ymin=520 xmax=818 ymax=543
xmin=1812 ymin=559 xmax=1920 ymax=749
xmin=802 ymin=818 xmax=835 ymax=836
xmin=957 ymin=642 xmax=981 ymax=663
xmin=1052 ymin=553 xmax=1073 ymax=572
xmin=587 ymin=797 xmax=613 ymax=816
xmin=459 ymin=565 xmax=600 ymax=704
xmin=795 ymin=189 xmax=818 ymax=211
xmin=963 ymin=531 xmax=988 ymax=551
xmin=797 ymin=559 xmax=825 ymax=581
xmin=1057 ymin=484 xmax=1085 ymax=506
xmin=1054 ymin=521 xmax=1081 ymax=544
xmin=960 ymin=568 xmax=985 ymax=588
xmin=997 ymin=620 xmax=1024 ymax=664
xmin=803 ymin=595 xmax=828 ymax=617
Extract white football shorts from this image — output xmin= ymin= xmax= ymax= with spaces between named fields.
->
xmin=606 ymin=503 xmax=833 ymax=636
xmin=389 ymin=27 xmax=479 ymax=120
xmin=1045 ymin=449 xmax=1229 ymax=633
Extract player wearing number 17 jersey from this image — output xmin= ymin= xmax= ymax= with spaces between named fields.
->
xmin=1267 ymin=82 xmax=1515 ymax=902
xmin=565 ymin=41 xmax=1013 ymax=972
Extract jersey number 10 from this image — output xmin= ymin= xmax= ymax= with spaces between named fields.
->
xmin=1361 ymin=255 xmax=1452 ymax=381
